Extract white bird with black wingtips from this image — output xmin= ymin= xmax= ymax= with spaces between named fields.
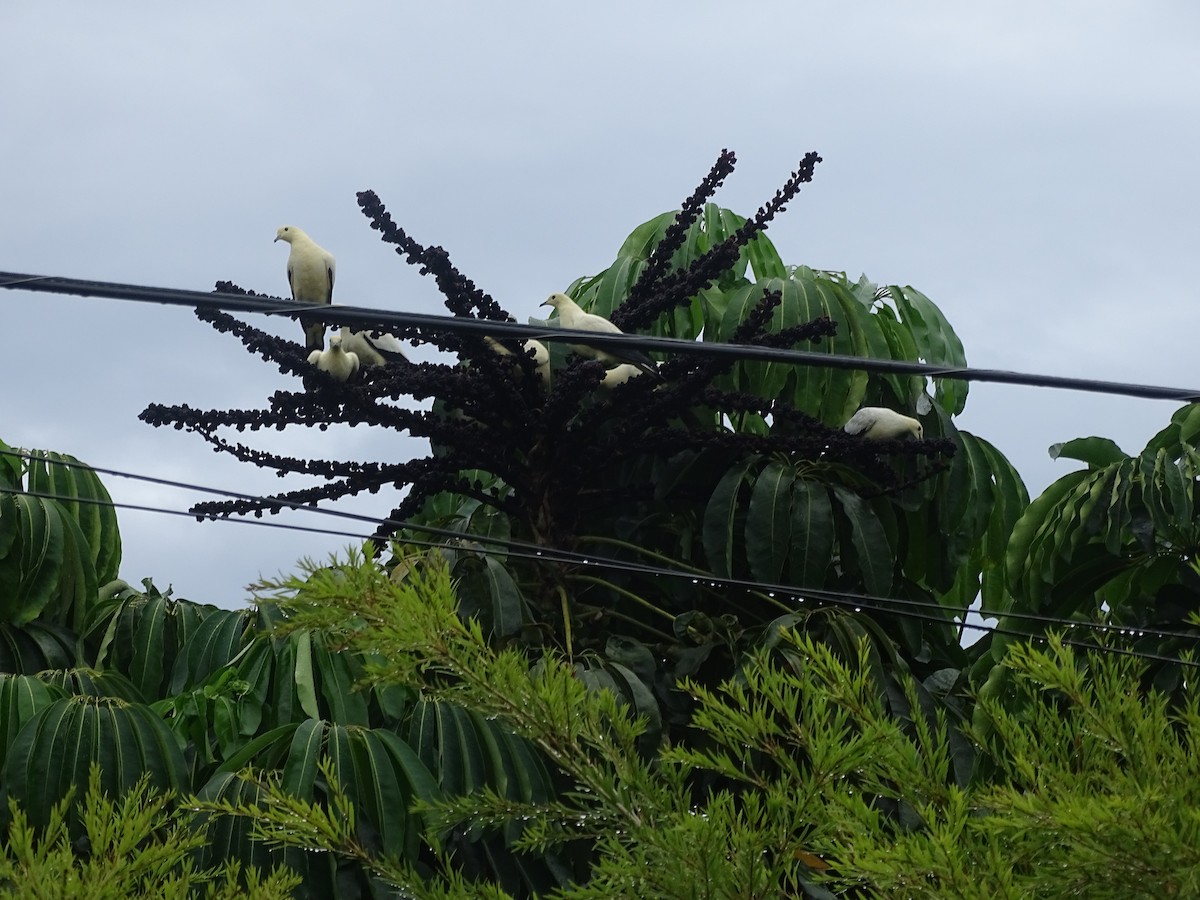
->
xmin=541 ymin=292 xmax=657 ymax=376
xmin=843 ymin=407 xmax=923 ymax=440
xmin=338 ymin=327 xmax=409 ymax=367
xmin=275 ymin=225 xmax=335 ymax=352
xmin=307 ymin=333 xmax=360 ymax=383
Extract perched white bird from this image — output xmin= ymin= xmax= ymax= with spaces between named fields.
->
xmin=601 ymin=363 xmax=644 ymax=388
xmin=338 ymin=327 xmax=408 ymax=367
xmin=843 ymin=407 xmax=923 ymax=440
xmin=484 ymin=336 xmax=551 ymax=386
xmin=275 ymin=225 xmax=335 ymax=352
xmin=540 ymin=292 xmax=657 ymax=375
xmin=306 ymin=333 xmax=360 ymax=383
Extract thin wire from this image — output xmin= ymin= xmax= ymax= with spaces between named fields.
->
xmin=13 ymin=486 xmax=1199 ymax=669
xmin=7 ymin=447 xmax=1198 ymax=647
xmin=2 ymin=270 xmax=1198 ymax=401
xmin=9 ymin=478 xmax=1200 ymax=671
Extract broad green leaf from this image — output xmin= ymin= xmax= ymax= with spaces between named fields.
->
xmin=482 ymin=555 xmax=524 ymax=638
xmin=0 ymin=443 xmax=20 ymax=490
xmin=281 ymin=718 xmax=325 ymax=795
xmin=310 ymin=643 xmax=368 ymax=725
xmin=1005 ymin=471 xmax=1089 ymax=609
xmin=169 ymin=608 xmax=253 ymax=694
xmin=745 ymin=460 xmax=795 ymax=584
xmin=888 ymin=285 xmax=969 ymax=414
xmin=0 ymin=494 xmax=64 ymax=626
xmin=1179 ymin=403 xmax=1200 ymax=447
xmin=831 ymin=487 xmax=893 ymax=597
xmin=789 ymin=481 xmax=833 ymax=587
xmin=702 ymin=457 xmax=759 ymax=578
xmin=3 ymin=697 xmax=187 ymax=829
xmin=293 ymin=631 xmax=319 ymax=720
xmin=0 ymin=674 xmax=64 ymax=773
xmin=1048 ymin=436 xmax=1128 ymax=468
xmin=605 ymin=660 xmax=663 ymax=754
xmin=409 ymin=701 xmax=486 ymax=798
xmin=24 ymin=450 xmax=121 ymax=585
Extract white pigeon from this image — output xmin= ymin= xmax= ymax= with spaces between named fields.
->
xmin=306 ymin=333 xmax=360 ymax=383
xmin=601 ymin=363 xmax=644 ymax=388
xmin=843 ymin=407 xmax=923 ymax=440
xmin=275 ymin=225 xmax=335 ymax=352
xmin=540 ymin=292 xmax=657 ymax=375
xmin=484 ymin=336 xmax=551 ymax=386
xmin=338 ymin=326 xmax=408 ymax=367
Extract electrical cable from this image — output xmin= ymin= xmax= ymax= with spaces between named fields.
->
xmin=7 ymin=448 xmax=1195 ymax=644
xmin=8 ymin=464 xmax=1200 ymax=669
xmin=2 ymin=271 xmax=1198 ymax=401
xmin=13 ymin=485 xmax=1199 ymax=669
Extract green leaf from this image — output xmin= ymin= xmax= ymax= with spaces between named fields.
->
xmin=3 ymin=697 xmax=187 ymax=829
xmin=311 ymin=643 xmax=369 ymax=726
xmin=482 ymin=555 xmax=525 ymax=638
xmin=831 ymin=487 xmax=893 ymax=596
xmin=0 ymin=494 xmax=65 ymax=625
xmin=1048 ymin=436 xmax=1128 ymax=468
xmin=1005 ymin=471 xmax=1090 ymax=609
xmin=745 ymin=460 xmax=795 ymax=584
xmin=702 ymin=457 xmax=759 ymax=578
xmin=1178 ymin=403 xmax=1200 ymax=447
xmin=25 ymin=450 xmax=121 ymax=586
xmin=409 ymin=701 xmax=486 ymax=798
xmin=169 ymin=609 xmax=252 ymax=694
xmin=789 ymin=481 xmax=833 ymax=587
xmin=281 ymin=718 xmax=326 ymax=795
xmin=888 ymin=285 xmax=969 ymax=415
xmin=292 ymin=631 xmax=320 ymax=720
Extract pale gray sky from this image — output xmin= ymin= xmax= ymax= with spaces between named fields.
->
xmin=3 ymin=2 xmax=1198 ymax=608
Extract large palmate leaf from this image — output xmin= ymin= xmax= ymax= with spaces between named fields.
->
xmin=1 ymin=696 xmax=187 ymax=830
xmin=168 ymin=607 xmax=255 ymax=693
xmin=569 ymin=203 xmax=784 ymax=342
xmin=789 ymin=481 xmax=834 ymax=588
xmin=22 ymin=450 xmax=121 ymax=585
xmin=0 ymin=621 xmax=74 ymax=674
xmin=199 ymin=719 xmax=440 ymax=897
xmin=0 ymin=491 xmax=100 ymax=631
xmin=712 ymin=272 xmax=868 ymax=424
xmin=406 ymin=699 xmax=565 ymax=893
xmin=0 ymin=674 xmax=65 ymax=774
xmin=0 ymin=444 xmax=125 ymax=631
xmin=887 ymin=285 xmax=969 ymax=415
xmin=85 ymin=582 xmax=217 ymax=701
xmin=1002 ymin=404 xmax=1200 ymax=646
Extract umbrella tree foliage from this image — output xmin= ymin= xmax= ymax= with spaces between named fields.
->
xmin=5 ymin=148 xmax=1197 ymax=894
xmin=0 ymin=446 xmax=562 ymax=895
xmin=138 ymin=150 xmax=1026 ymax=703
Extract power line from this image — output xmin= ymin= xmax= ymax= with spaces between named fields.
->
xmin=3 ymin=270 xmax=1199 ymax=402
xmin=7 ymin=450 xmax=1199 ymax=658
xmin=14 ymin=484 xmax=1199 ymax=670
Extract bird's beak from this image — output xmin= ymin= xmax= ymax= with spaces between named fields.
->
xmin=273 ymin=235 xmax=281 ymax=243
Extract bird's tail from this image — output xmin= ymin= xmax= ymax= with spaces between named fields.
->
xmin=305 ymin=322 xmax=327 ymax=352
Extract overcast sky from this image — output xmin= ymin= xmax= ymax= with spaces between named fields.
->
xmin=3 ymin=3 xmax=1198 ymax=609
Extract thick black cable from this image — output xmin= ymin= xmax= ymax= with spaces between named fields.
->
xmin=3 ymin=271 xmax=1199 ymax=401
